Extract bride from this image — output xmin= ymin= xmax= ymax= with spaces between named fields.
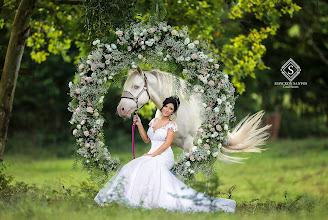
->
xmin=94 ymin=96 xmax=236 ymax=213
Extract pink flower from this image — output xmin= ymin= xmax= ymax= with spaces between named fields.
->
xmin=209 ymin=80 xmax=215 ymax=86
xmin=75 ymin=89 xmax=81 ymax=94
xmin=194 ymin=40 xmax=199 ymax=45
xmin=199 ymin=128 xmax=204 ymax=133
xmin=91 ymin=66 xmax=96 ymax=71
xmin=206 ymin=107 xmax=212 ymax=111
xmin=94 ymin=111 xmax=99 ymax=117
xmin=73 ymin=129 xmax=78 ymax=136
xmin=115 ymin=30 xmax=123 ymax=36
xmin=127 ymin=46 xmax=132 ymax=51
xmin=216 ymin=124 xmax=222 ymax=131
xmin=88 ymin=55 xmax=92 ymax=60
xmin=87 ymin=106 xmax=93 ymax=113
xmin=84 ymin=131 xmax=89 ymax=137
xmin=179 ymin=33 xmax=184 ymax=37
xmin=204 ymin=144 xmax=210 ymax=150
xmin=214 ymin=64 xmax=220 ymax=69
xmin=190 ymin=156 xmax=195 ymax=161
xmin=79 ymin=64 xmax=84 ymax=70
xmin=149 ymin=28 xmax=156 ymax=33
xmin=191 ymin=54 xmax=198 ymax=60
xmin=138 ymin=54 xmax=143 ymax=59
xmin=103 ymin=70 xmax=108 ymax=75
xmin=75 ymin=107 xmax=80 ymax=113
xmin=171 ymin=30 xmax=178 ymax=35
xmin=105 ymin=54 xmax=110 ymax=60
xmin=86 ymin=77 xmax=92 ymax=83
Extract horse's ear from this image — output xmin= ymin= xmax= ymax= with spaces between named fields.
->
xmin=137 ymin=66 xmax=143 ymax=75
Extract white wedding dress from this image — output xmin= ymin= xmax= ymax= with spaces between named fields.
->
xmin=94 ymin=118 xmax=236 ymax=213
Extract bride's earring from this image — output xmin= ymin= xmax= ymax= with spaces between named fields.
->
xmin=170 ymin=113 xmax=176 ymax=121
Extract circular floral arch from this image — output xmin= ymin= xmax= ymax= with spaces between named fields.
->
xmin=68 ymin=21 xmax=237 ymax=181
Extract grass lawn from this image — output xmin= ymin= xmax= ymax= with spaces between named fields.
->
xmin=1 ymin=137 xmax=328 ymax=219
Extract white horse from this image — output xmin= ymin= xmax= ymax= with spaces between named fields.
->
xmin=117 ymin=67 xmax=272 ymax=162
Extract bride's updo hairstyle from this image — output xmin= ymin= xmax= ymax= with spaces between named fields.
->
xmin=160 ymin=96 xmax=180 ymax=113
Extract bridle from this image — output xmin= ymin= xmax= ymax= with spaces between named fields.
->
xmin=120 ymin=72 xmax=151 ymax=114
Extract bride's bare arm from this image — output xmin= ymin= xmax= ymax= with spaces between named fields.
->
xmin=137 ymin=123 xmax=151 ymax=144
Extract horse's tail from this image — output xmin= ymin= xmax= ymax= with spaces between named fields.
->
xmin=218 ymin=110 xmax=272 ymax=163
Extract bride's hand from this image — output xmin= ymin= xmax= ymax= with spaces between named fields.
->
xmin=133 ymin=114 xmax=141 ymax=126
xmin=143 ymin=153 xmax=154 ymax=157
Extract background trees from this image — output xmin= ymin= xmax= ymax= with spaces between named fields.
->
xmin=0 ymin=0 xmax=327 ymax=159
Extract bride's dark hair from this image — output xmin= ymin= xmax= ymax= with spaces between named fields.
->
xmin=160 ymin=96 xmax=180 ymax=113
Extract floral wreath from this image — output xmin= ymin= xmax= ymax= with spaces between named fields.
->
xmin=68 ymin=21 xmax=237 ymax=181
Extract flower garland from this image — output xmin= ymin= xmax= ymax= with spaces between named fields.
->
xmin=68 ymin=21 xmax=237 ymax=180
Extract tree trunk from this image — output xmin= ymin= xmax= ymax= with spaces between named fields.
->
xmin=0 ymin=0 xmax=37 ymax=162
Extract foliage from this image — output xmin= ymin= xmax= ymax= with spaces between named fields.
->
xmin=67 ymin=21 xmax=237 ymax=181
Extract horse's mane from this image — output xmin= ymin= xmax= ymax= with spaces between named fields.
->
xmin=127 ymin=69 xmax=187 ymax=101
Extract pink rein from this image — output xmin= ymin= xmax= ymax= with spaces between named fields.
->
xmin=132 ymin=121 xmax=136 ymax=159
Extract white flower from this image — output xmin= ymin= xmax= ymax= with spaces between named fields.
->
xmin=225 ymin=107 xmax=231 ymax=114
xmin=162 ymin=27 xmax=167 ymax=32
xmin=188 ymin=43 xmax=195 ymax=49
xmin=138 ymin=54 xmax=143 ymax=59
xmin=224 ymin=124 xmax=229 ymax=130
xmin=171 ymin=30 xmax=178 ymax=35
xmin=202 ymin=103 xmax=207 ymax=108
xmin=185 ymin=152 xmax=190 ymax=158
xmin=214 ymin=107 xmax=220 ymax=113
xmin=221 ymin=96 xmax=226 ymax=101
xmin=157 ymin=52 xmax=163 ymax=56
xmin=218 ymin=143 xmax=222 ymax=149
xmin=68 ymin=82 xmax=73 ymax=88
xmin=184 ymin=38 xmax=190 ymax=45
xmin=188 ymin=169 xmax=195 ymax=174
xmin=96 ymin=119 xmax=101 ymax=125
xmin=217 ymin=98 xmax=222 ymax=105
xmin=197 ymin=139 xmax=202 ymax=144
xmin=192 ymin=146 xmax=198 ymax=152
xmin=92 ymin=39 xmax=100 ymax=45
xmin=224 ymin=74 xmax=229 ymax=79
xmin=211 ymin=132 xmax=218 ymax=137
xmin=77 ymin=125 xmax=81 ymax=129
xmin=185 ymin=57 xmax=191 ymax=61
xmin=78 ymin=64 xmax=84 ymax=70
xmin=111 ymin=44 xmax=117 ymax=49
xmin=207 ymin=150 xmax=211 ymax=155
xmin=99 ymin=96 xmax=104 ymax=103
xmin=81 ymin=120 xmax=85 ymax=125
xmin=212 ymin=152 xmax=219 ymax=157
xmin=185 ymin=161 xmax=191 ymax=167
xmin=115 ymin=30 xmax=123 ymax=36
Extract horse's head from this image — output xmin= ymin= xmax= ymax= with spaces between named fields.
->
xmin=117 ymin=67 xmax=153 ymax=118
